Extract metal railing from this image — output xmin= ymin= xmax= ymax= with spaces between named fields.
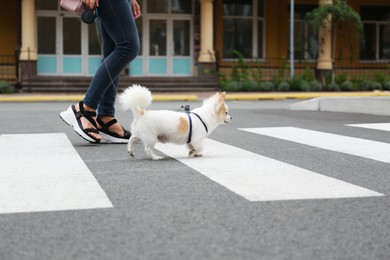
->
xmin=0 ymin=46 xmax=20 ymax=88
xmin=218 ymin=57 xmax=390 ymax=81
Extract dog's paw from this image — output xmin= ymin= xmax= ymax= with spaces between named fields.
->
xmin=152 ymin=155 xmax=164 ymax=160
xmin=189 ymin=153 xmax=203 ymax=158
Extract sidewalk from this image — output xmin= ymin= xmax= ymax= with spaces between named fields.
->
xmin=1 ymin=91 xmax=390 ymax=102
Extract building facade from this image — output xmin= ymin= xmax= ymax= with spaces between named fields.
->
xmin=1 ymin=0 xmax=389 ymax=91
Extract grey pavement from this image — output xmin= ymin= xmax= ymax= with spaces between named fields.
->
xmin=0 ymin=100 xmax=389 ymax=260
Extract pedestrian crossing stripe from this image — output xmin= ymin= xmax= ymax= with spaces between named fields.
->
xmin=346 ymin=123 xmax=390 ymax=132
xmin=156 ymin=139 xmax=384 ymax=202
xmin=239 ymin=127 xmax=390 ymax=164
xmin=0 ymin=133 xmax=113 ymax=215
xmin=0 ymin=132 xmax=385 ymax=214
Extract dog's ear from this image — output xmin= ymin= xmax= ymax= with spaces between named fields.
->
xmin=219 ymin=92 xmax=226 ymax=101
xmin=215 ymin=92 xmax=226 ymax=112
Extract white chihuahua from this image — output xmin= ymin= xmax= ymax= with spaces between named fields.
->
xmin=119 ymin=85 xmax=232 ymax=160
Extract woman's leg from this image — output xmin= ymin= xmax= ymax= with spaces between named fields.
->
xmin=96 ymin=21 xmax=119 ymax=118
xmin=60 ymin=0 xmax=139 ymax=142
xmin=83 ymin=0 xmax=140 ymax=111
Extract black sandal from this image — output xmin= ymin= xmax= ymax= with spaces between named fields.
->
xmin=97 ymin=117 xmax=131 ymax=144
xmin=59 ymin=101 xmax=101 ymax=143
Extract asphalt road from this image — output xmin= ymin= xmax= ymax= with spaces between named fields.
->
xmin=0 ymin=99 xmax=389 ymax=260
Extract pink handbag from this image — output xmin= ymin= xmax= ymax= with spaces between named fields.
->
xmin=60 ymin=0 xmax=86 ymax=16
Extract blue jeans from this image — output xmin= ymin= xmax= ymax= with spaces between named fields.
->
xmin=83 ymin=0 xmax=140 ymax=117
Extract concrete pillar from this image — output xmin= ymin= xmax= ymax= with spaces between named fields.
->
xmin=20 ymin=0 xmax=37 ymax=61
xmin=198 ymin=0 xmax=215 ymax=63
xmin=316 ymin=0 xmax=333 ymax=78
xmin=20 ymin=0 xmax=37 ymax=83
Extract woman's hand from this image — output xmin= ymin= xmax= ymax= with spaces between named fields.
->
xmin=83 ymin=0 xmax=99 ymax=10
xmin=132 ymin=0 xmax=141 ymax=19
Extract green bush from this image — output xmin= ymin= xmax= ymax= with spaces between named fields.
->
xmin=327 ymin=82 xmax=340 ymax=91
xmin=302 ymin=67 xmax=316 ymax=82
xmin=272 ymin=57 xmax=289 ymax=86
xmin=0 ymin=81 xmax=12 ymax=94
xmin=259 ymin=81 xmax=275 ymax=92
xmin=289 ymin=76 xmax=302 ymax=91
xmin=340 ymin=81 xmax=354 ymax=91
xmin=221 ymin=80 xmax=242 ymax=92
xmin=251 ymin=60 xmax=263 ymax=83
xmin=299 ymin=80 xmax=311 ymax=92
xmin=360 ymin=80 xmax=382 ymax=91
xmin=335 ymin=73 xmax=348 ymax=85
xmin=242 ymin=80 xmax=259 ymax=92
xmin=290 ymin=76 xmax=310 ymax=91
xmin=277 ymin=81 xmax=291 ymax=92
xmin=383 ymin=81 xmax=390 ymax=91
xmin=374 ymin=71 xmax=390 ymax=85
xmin=309 ymin=80 xmax=322 ymax=91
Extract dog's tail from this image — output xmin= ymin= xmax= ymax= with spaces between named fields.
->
xmin=118 ymin=84 xmax=152 ymax=117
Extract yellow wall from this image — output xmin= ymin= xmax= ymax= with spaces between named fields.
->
xmin=0 ymin=1 xmax=18 ymax=55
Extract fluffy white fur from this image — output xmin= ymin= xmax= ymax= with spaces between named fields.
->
xmin=118 ymin=85 xmax=232 ymax=160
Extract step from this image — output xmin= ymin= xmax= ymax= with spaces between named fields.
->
xmin=21 ymin=76 xmax=220 ymax=93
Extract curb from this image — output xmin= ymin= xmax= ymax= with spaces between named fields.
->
xmin=0 ymin=94 xmax=199 ymax=103
xmin=0 ymin=91 xmax=390 ymax=103
xmin=225 ymin=91 xmax=390 ymax=101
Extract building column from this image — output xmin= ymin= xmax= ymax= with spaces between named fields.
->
xmin=316 ymin=0 xmax=333 ymax=79
xmin=198 ymin=0 xmax=216 ymax=77
xmin=20 ymin=0 xmax=37 ymax=81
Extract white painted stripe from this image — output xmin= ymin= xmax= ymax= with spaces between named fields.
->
xmin=0 ymin=133 xmax=113 ymax=214
xmin=240 ymin=127 xmax=390 ymax=164
xmin=155 ymin=139 xmax=383 ymax=202
xmin=347 ymin=123 xmax=390 ymax=132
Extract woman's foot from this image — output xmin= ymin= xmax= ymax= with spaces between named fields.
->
xmin=75 ymin=103 xmax=101 ymax=142
xmin=97 ymin=116 xmax=125 ymax=137
xmin=97 ymin=116 xmax=131 ymax=143
xmin=59 ymin=101 xmax=101 ymax=143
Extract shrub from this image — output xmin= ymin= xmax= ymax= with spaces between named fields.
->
xmin=252 ymin=60 xmax=263 ymax=83
xmin=221 ymin=80 xmax=242 ymax=92
xmin=335 ymin=73 xmax=348 ymax=85
xmin=360 ymin=80 xmax=382 ymax=91
xmin=299 ymin=80 xmax=311 ymax=92
xmin=259 ymin=81 xmax=275 ymax=92
xmin=340 ymin=80 xmax=354 ymax=91
xmin=272 ymin=57 xmax=289 ymax=86
xmin=242 ymin=80 xmax=259 ymax=92
xmin=374 ymin=71 xmax=390 ymax=85
xmin=277 ymin=81 xmax=291 ymax=92
xmin=302 ymin=67 xmax=316 ymax=82
xmin=327 ymin=82 xmax=340 ymax=91
xmin=0 ymin=81 xmax=12 ymax=94
xmin=309 ymin=80 xmax=323 ymax=91
xmin=290 ymin=76 xmax=310 ymax=91
xmin=383 ymin=81 xmax=390 ymax=91
xmin=350 ymin=76 xmax=363 ymax=90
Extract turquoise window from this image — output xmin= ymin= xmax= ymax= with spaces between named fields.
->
xmin=37 ymin=56 xmax=57 ymax=74
xmin=88 ymin=57 xmax=101 ymax=75
xmin=149 ymin=58 xmax=167 ymax=74
xmin=63 ymin=57 xmax=82 ymax=74
xmin=173 ymin=58 xmax=191 ymax=75
xmin=129 ymin=58 xmax=144 ymax=76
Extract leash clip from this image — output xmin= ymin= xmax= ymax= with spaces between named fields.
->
xmin=178 ymin=104 xmax=191 ymax=112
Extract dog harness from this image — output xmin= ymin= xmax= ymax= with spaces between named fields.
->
xmin=186 ymin=112 xmax=208 ymax=144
